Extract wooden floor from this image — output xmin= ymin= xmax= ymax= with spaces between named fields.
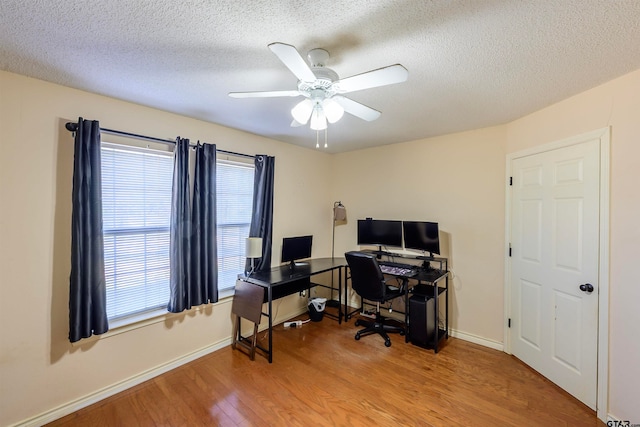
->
xmin=48 ymin=314 xmax=603 ymax=426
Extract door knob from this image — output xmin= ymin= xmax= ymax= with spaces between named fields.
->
xmin=579 ymin=283 xmax=594 ymax=293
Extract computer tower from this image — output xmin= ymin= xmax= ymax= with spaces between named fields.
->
xmin=409 ymin=294 xmax=436 ymax=348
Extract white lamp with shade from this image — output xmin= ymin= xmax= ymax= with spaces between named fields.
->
xmin=245 ymin=237 xmax=263 ymax=275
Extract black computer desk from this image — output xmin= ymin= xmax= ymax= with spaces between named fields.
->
xmin=346 ymin=251 xmax=450 ymax=353
xmin=241 ymin=257 xmax=347 ymax=363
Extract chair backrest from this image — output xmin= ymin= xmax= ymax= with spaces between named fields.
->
xmin=345 ymin=251 xmax=387 ymax=302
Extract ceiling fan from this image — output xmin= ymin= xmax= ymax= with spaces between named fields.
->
xmin=228 ymin=42 xmax=408 ymax=131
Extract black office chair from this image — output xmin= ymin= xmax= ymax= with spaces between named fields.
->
xmin=345 ymin=251 xmax=405 ymax=347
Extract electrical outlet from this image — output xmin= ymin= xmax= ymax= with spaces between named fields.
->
xmin=284 ymin=320 xmax=303 ymax=328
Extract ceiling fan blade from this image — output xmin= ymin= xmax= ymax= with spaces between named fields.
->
xmin=333 ymin=96 xmax=381 ymax=121
xmin=335 ymin=64 xmax=408 ymax=93
xmin=268 ymin=42 xmax=317 ymax=83
xmin=228 ymin=90 xmax=301 ymax=98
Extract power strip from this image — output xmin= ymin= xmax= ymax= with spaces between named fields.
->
xmin=284 ymin=320 xmax=303 ymax=328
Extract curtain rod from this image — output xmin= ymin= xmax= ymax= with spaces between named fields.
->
xmin=65 ymin=122 xmax=255 ymax=159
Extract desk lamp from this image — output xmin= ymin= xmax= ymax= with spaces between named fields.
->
xmin=245 ymin=237 xmax=263 ymax=276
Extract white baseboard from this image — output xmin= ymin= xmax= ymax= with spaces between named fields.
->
xmin=11 ymin=338 xmax=231 ymax=427
xmin=13 ymin=307 xmax=311 ymax=427
xmin=13 ymin=311 xmax=506 ymax=427
xmin=449 ymin=328 xmax=504 ymax=351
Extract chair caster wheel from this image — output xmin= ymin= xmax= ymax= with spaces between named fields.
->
xmin=385 ymin=339 xmax=392 ymax=347
xmin=399 ymin=330 xmax=405 ymax=336
xmin=355 ymin=333 xmax=361 ymax=340
xmin=354 ymin=319 xmax=361 ymax=327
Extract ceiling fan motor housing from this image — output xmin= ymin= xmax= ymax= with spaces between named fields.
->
xmin=297 ymin=48 xmax=340 ymax=99
xmin=298 ymin=67 xmax=338 ymax=93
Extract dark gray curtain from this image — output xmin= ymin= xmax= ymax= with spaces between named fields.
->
xmin=190 ymin=142 xmax=218 ymax=305
xmin=247 ymin=155 xmax=275 ymax=272
xmin=69 ymin=117 xmax=109 ymax=342
xmin=167 ymin=137 xmax=192 ymax=313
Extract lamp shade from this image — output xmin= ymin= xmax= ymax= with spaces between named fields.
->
xmin=310 ymin=105 xmax=327 ymax=130
xmin=245 ymin=237 xmax=263 ymax=258
xmin=323 ymin=98 xmax=345 ymax=123
xmin=333 ymin=203 xmax=347 ymax=221
xmin=291 ymin=99 xmax=313 ymax=124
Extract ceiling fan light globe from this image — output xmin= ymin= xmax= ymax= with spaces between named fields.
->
xmin=291 ymin=99 xmax=313 ymax=124
xmin=310 ymin=107 xmax=327 ymax=130
xmin=322 ymin=98 xmax=344 ymax=123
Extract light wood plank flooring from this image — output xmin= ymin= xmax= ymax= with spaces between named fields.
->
xmin=48 ymin=314 xmax=603 ymax=426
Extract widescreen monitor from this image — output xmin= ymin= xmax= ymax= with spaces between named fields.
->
xmin=281 ymin=235 xmax=313 ymax=267
xmin=403 ymin=221 xmax=440 ymax=258
xmin=357 ymin=219 xmax=403 ymax=248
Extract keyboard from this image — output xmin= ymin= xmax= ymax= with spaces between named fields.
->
xmin=379 ymin=261 xmax=417 ymax=277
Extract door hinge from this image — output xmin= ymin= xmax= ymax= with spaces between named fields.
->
xmin=508 ymin=318 xmax=511 ymax=328
xmin=509 ymin=244 xmax=512 ymax=257
xmin=509 ymin=176 xmax=513 ymax=186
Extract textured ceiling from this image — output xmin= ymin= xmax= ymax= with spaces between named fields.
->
xmin=1 ymin=0 xmax=639 ymax=153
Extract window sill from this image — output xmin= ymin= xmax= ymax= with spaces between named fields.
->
xmin=71 ymin=288 xmax=235 ymax=347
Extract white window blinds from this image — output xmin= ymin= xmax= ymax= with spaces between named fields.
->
xmin=217 ymin=160 xmax=255 ymax=290
xmin=101 ymin=144 xmax=173 ymax=320
xmin=101 ymin=143 xmax=255 ymax=321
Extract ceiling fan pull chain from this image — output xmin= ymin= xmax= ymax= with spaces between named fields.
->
xmin=316 ymin=130 xmax=320 ymax=148
xmin=324 ymin=128 xmax=328 ymax=148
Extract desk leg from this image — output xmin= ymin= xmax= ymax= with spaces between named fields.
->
xmin=344 ymin=266 xmax=349 ymax=321
xmin=267 ymin=286 xmax=273 ymax=363
xmin=433 ymin=281 xmax=439 ymax=353
xmin=445 ymin=275 xmax=449 ymax=340
xmin=404 ymin=278 xmax=410 ymax=343
xmin=338 ymin=267 xmax=343 ymax=324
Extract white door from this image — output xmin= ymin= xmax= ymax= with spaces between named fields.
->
xmin=510 ymin=138 xmax=600 ymax=409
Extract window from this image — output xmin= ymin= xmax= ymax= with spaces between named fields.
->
xmin=217 ymin=160 xmax=255 ymax=291
xmin=101 ymin=143 xmax=254 ymax=321
xmin=101 ymin=143 xmax=173 ymax=320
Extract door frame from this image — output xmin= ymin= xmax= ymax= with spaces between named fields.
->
xmin=503 ymin=127 xmax=610 ymax=421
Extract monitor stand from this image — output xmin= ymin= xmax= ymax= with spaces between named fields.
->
xmin=375 ymin=246 xmax=384 ymax=258
xmin=420 ymin=252 xmax=435 ymax=270
xmin=288 ymin=260 xmax=309 ymax=270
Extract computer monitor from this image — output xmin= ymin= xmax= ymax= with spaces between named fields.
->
xmin=357 ymin=219 xmax=403 ymax=248
xmin=281 ymin=235 xmax=313 ymax=268
xmin=403 ymin=221 xmax=440 ymax=258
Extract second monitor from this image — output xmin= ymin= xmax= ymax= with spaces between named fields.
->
xmin=357 ymin=219 xmax=403 ymax=248
xmin=281 ymin=235 xmax=313 ymax=268
xmin=403 ymin=221 xmax=440 ymax=259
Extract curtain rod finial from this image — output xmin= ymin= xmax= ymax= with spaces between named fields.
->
xmin=65 ymin=122 xmax=78 ymax=132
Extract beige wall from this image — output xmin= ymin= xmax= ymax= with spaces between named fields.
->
xmin=330 ymin=69 xmax=640 ymax=421
xmin=1 ymin=67 xmax=639 ymax=424
xmin=505 ymin=69 xmax=640 ymax=423
xmin=331 ymin=126 xmax=507 ymax=342
xmin=0 ymin=71 xmax=332 ymax=426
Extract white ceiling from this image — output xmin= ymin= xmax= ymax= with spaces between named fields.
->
xmin=2 ymin=1 xmax=639 ymax=153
